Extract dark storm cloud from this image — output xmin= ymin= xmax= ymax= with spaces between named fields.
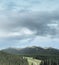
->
xmin=0 ymin=10 xmax=58 ymax=39
xmin=4 ymin=11 xmax=58 ymax=37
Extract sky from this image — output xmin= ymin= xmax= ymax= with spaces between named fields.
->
xmin=0 ymin=0 xmax=59 ymax=49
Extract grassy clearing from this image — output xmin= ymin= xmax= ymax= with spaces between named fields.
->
xmin=25 ymin=57 xmax=41 ymax=65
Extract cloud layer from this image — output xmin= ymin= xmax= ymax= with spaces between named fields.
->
xmin=0 ymin=11 xmax=59 ymax=38
xmin=0 ymin=0 xmax=59 ymax=49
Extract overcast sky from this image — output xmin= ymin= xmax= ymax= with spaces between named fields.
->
xmin=0 ymin=0 xmax=59 ymax=49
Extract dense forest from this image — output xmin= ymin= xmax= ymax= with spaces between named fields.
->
xmin=35 ymin=55 xmax=59 ymax=65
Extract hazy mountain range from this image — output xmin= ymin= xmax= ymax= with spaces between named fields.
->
xmin=2 ymin=46 xmax=59 ymax=56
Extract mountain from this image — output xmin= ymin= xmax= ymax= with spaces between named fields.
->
xmin=46 ymin=47 xmax=59 ymax=55
xmin=2 ymin=46 xmax=59 ymax=56
xmin=2 ymin=48 xmax=20 ymax=54
xmin=2 ymin=46 xmax=46 ymax=55
xmin=0 ymin=51 xmax=28 ymax=65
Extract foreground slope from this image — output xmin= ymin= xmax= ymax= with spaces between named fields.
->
xmin=0 ymin=51 xmax=28 ymax=65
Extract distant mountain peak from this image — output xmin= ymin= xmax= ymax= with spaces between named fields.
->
xmin=2 ymin=46 xmax=59 ymax=56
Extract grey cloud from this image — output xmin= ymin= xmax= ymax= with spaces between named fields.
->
xmin=17 ymin=11 xmax=59 ymax=36
xmin=0 ymin=10 xmax=59 ymax=39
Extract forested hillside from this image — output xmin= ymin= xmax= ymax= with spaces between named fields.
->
xmin=0 ymin=51 xmax=28 ymax=65
xmin=1 ymin=47 xmax=59 ymax=65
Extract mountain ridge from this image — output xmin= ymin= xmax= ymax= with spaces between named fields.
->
xmin=2 ymin=46 xmax=59 ymax=56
